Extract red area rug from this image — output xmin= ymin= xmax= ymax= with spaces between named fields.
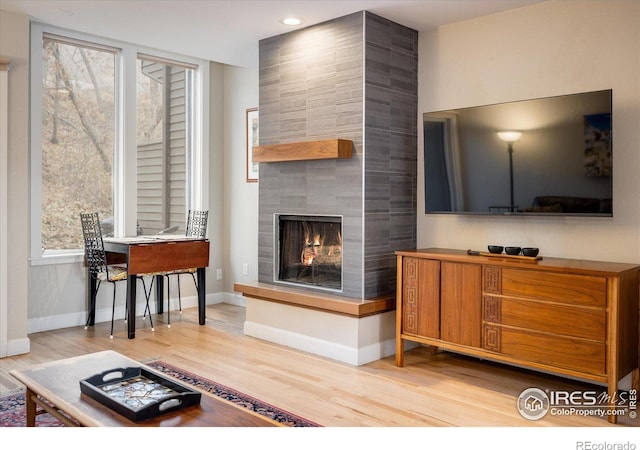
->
xmin=0 ymin=360 xmax=321 ymax=427
xmin=0 ymin=390 xmax=65 ymax=427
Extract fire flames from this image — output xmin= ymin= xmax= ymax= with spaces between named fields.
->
xmin=301 ymin=231 xmax=341 ymax=266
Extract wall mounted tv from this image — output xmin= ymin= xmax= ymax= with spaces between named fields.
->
xmin=423 ymin=89 xmax=612 ymax=216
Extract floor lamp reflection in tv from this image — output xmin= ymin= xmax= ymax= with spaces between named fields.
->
xmin=497 ymin=130 xmax=522 ymax=213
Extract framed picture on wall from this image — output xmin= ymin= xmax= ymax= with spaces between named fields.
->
xmin=246 ymin=107 xmax=259 ymax=182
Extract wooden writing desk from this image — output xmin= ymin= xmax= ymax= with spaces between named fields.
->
xmin=87 ymin=236 xmax=210 ymax=339
xmin=9 ymin=350 xmax=280 ymax=427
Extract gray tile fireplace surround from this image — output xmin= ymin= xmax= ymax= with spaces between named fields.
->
xmin=257 ymin=11 xmax=418 ymax=301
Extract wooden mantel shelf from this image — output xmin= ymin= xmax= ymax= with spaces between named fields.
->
xmin=252 ymin=139 xmax=353 ymax=163
xmin=234 ymin=281 xmax=394 ymax=318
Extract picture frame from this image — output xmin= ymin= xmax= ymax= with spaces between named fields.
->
xmin=246 ymin=107 xmax=259 ymax=182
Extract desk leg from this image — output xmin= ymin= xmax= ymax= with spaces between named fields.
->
xmin=155 ymin=275 xmax=164 ymax=314
xmin=197 ymin=267 xmax=206 ymax=325
xmin=127 ymin=275 xmax=137 ymax=339
xmin=87 ymin=270 xmax=96 ymax=326
xmin=26 ymin=387 xmax=36 ymax=427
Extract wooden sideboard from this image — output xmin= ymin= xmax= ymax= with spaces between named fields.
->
xmin=395 ymin=248 xmax=640 ymax=423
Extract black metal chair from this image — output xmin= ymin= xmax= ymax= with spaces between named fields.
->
xmin=172 ymin=210 xmax=208 ymax=312
xmin=81 ymin=212 xmax=154 ymax=338
xmin=143 ymin=210 xmax=208 ymax=328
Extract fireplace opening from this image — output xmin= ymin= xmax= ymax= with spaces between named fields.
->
xmin=277 ymin=215 xmax=342 ymax=290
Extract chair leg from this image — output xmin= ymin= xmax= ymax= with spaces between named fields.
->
xmin=85 ymin=280 xmax=101 ymax=329
xmin=110 ymin=284 xmax=117 ymax=339
xmin=171 ymin=272 xmax=196 ymax=317
xmin=190 ymin=272 xmax=198 ymax=305
xmin=176 ymin=276 xmax=182 ymax=313
xmin=141 ymin=278 xmax=155 ymax=332
xmin=141 ymin=277 xmax=152 ymax=318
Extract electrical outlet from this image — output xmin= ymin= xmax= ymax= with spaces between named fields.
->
xmin=216 ymin=268 xmax=223 ymax=280
xmin=242 ymin=263 xmax=249 ymax=276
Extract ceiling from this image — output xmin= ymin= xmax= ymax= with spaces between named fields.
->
xmin=0 ymin=0 xmax=546 ymax=67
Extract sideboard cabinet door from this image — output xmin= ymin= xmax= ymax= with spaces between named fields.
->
xmin=440 ymin=262 xmax=482 ymax=347
xmin=402 ymin=257 xmax=440 ymax=339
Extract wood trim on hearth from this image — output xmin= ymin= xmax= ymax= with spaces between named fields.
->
xmin=234 ymin=281 xmax=394 ymax=318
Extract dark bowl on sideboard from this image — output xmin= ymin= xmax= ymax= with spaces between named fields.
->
xmin=488 ymin=245 xmax=504 ymax=254
xmin=505 ymin=246 xmax=522 ymax=255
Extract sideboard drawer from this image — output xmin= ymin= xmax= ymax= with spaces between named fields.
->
xmin=501 ymin=269 xmax=606 ymax=307
xmin=483 ymin=296 xmax=606 ymax=341
xmin=484 ymin=326 xmax=606 ymax=375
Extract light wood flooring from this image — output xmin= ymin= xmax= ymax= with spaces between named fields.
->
xmin=1 ymin=303 xmax=637 ymax=429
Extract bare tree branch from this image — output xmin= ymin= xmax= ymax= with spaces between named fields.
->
xmin=79 ymin=47 xmax=104 ymax=110
xmin=52 ymin=44 xmax=111 ymax=172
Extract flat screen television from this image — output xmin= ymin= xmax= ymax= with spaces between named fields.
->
xmin=423 ymin=89 xmax=612 ymax=216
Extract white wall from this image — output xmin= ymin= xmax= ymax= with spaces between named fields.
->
xmin=417 ymin=0 xmax=640 ymax=263
xmin=0 ymin=9 xmax=30 ymax=355
xmin=208 ymin=61 xmax=226 ymax=295
xmin=223 ymin=66 xmax=259 ymax=296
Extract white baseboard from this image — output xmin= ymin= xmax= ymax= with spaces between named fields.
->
xmin=222 ymin=291 xmax=246 ymax=307
xmin=244 ymin=320 xmax=396 ymax=366
xmin=27 ymin=292 xmax=228 ymax=334
xmin=6 ymin=337 xmax=30 ymax=357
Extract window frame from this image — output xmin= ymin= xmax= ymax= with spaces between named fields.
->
xmin=29 ymin=23 xmax=209 ymax=265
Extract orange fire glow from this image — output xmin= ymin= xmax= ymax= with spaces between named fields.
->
xmin=301 ymin=231 xmax=341 ymax=266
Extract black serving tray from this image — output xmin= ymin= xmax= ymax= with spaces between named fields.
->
xmin=80 ymin=366 xmax=201 ymax=422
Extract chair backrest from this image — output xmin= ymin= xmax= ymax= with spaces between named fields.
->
xmin=185 ymin=210 xmax=208 ymax=238
xmin=80 ymin=212 xmax=109 ymax=278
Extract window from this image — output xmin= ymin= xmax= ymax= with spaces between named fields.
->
xmin=136 ymin=55 xmax=196 ymax=234
xmin=30 ymin=24 xmax=208 ymax=262
xmin=40 ymin=35 xmax=116 ymax=250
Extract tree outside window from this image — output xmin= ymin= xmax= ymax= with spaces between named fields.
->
xmin=41 ymin=37 xmax=115 ymax=250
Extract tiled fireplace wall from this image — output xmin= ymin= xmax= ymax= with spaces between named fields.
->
xmin=258 ymin=11 xmax=418 ymax=299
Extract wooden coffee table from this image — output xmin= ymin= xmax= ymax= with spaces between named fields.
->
xmin=9 ymin=350 xmax=281 ymax=427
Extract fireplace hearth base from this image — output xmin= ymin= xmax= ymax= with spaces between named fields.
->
xmin=234 ymin=281 xmax=398 ymax=366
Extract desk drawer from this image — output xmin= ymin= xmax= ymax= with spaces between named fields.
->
xmin=128 ymin=241 xmax=210 ymax=274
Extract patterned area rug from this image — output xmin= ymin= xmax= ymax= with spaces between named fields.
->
xmin=0 ymin=360 xmax=321 ymax=427
xmin=146 ymin=360 xmax=321 ymax=427
xmin=0 ymin=390 xmax=65 ymax=427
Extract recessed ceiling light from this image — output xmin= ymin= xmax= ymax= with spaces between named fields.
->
xmin=281 ymin=17 xmax=303 ymax=26
xmin=53 ymin=8 xmax=74 ymax=16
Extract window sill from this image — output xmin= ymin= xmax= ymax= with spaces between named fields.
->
xmin=30 ymin=251 xmax=84 ymax=266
